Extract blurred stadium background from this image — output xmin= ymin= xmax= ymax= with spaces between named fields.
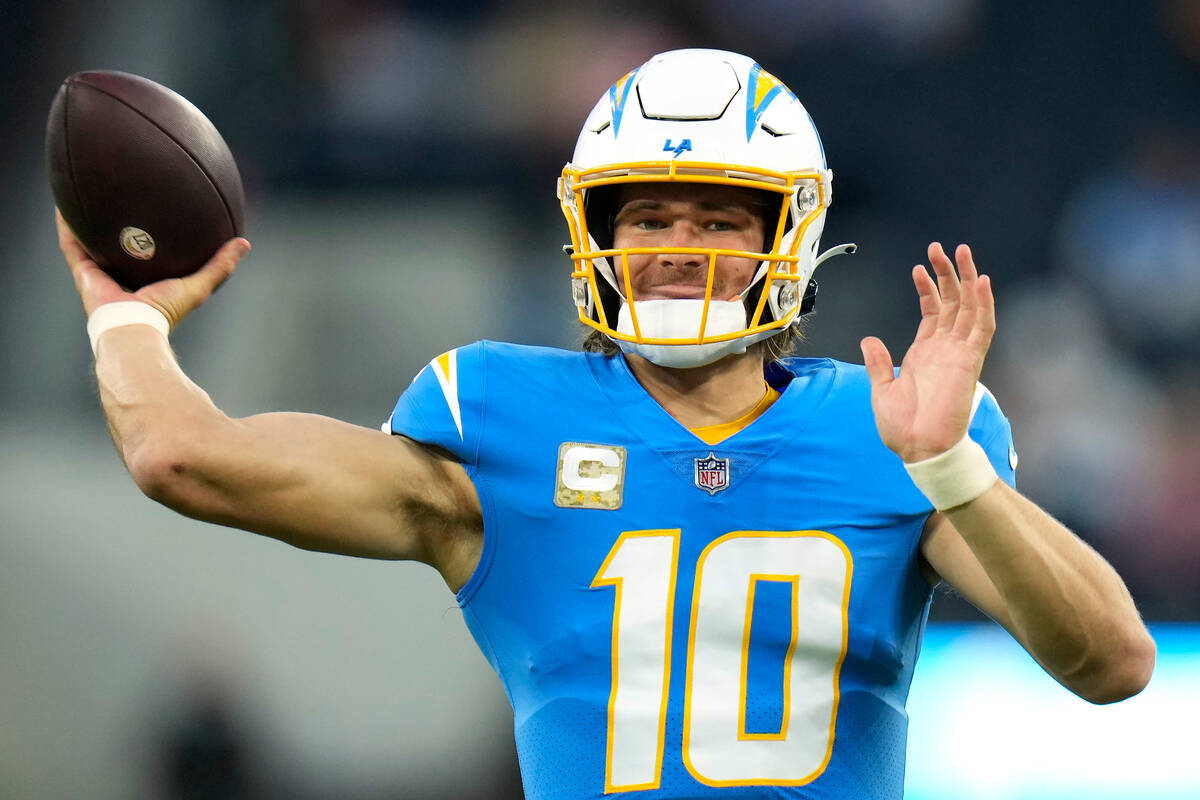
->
xmin=1 ymin=1 xmax=1197 ymax=797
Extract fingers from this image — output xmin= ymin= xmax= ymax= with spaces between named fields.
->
xmin=56 ymin=209 xmax=91 ymax=270
xmin=142 ymin=237 xmax=251 ymax=328
xmin=949 ymin=243 xmax=979 ymax=339
xmin=927 ymin=242 xmax=962 ymax=332
xmin=917 ymin=242 xmax=992 ymax=345
xmin=860 ymin=336 xmax=895 ymax=391
xmin=57 ymin=208 xmax=129 ymax=315
xmin=967 ymin=273 xmax=996 ymax=353
xmin=178 ymin=237 xmax=250 ymax=301
xmin=57 ymin=208 xmax=98 ymax=293
xmin=57 ymin=209 xmax=252 ymax=325
xmin=912 ymin=264 xmax=940 ymax=342
xmin=953 ymin=243 xmax=978 ymax=280
xmin=944 ymin=244 xmax=994 ymax=352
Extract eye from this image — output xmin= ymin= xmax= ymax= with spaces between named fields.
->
xmin=703 ymin=212 xmax=757 ymax=233
xmin=634 ymin=218 xmax=668 ymax=231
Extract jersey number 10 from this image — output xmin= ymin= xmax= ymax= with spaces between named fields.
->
xmin=592 ymin=530 xmax=853 ymax=792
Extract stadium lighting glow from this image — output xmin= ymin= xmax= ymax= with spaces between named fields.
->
xmin=906 ymin=624 xmax=1199 ymax=799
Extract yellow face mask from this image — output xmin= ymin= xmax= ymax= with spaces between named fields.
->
xmin=558 ymin=161 xmax=829 ymax=364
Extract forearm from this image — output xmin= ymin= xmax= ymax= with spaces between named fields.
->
xmin=93 ymin=325 xmax=227 ymax=485
xmin=944 ymin=481 xmax=1155 ymax=703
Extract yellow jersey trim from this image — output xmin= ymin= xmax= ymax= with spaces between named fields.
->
xmin=689 ymin=386 xmax=781 ymax=445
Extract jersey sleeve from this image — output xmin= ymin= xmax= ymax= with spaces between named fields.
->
xmin=967 ymin=382 xmax=1018 ymax=489
xmin=382 ymin=342 xmax=486 ymax=465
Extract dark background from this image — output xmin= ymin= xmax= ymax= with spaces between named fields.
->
xmin=1 ymin=1 xmax=1196 ymax=797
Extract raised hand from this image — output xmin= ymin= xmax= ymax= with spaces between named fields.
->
xmin=859 ymin=242 xmax=996 ymax=463
xmin=57 ymin=209 xmax=250 ymax=329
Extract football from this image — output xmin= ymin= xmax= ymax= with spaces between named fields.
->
xmin=46 ymin=70 xmax=245 ymax=290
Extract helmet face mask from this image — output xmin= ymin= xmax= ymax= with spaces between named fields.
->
xmin=558 ymin=49 xmax=836 ymax=368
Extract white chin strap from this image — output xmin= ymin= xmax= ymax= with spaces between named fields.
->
xmin=614 ymin=300 xmax=779 ymax=368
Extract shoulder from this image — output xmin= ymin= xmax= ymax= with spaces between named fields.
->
xmin=409 ymin=340 xmax=595 ymax=393
xmin=968 ymin=382 xmax=1008 ymax=426
xmin=385 ymin=341 xmax=601 ymax=462
xmin=769 ymin=356 xmax=873 ymax=405
xmin=475 ymin=340 xmax=599 ymax=372
xmin=967 ymin=382 xmax=1018 ymax=485
xmin=467 ymin=341 xmax=607 ymax=396
xmin=770 ymin=356 xmax=866 ymax=385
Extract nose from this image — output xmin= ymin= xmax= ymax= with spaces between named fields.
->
xmin=655 ymin=221 xmax=706 ymax=269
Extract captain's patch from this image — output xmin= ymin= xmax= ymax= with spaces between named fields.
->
xmin=555 ymin=443 xmax=627 ymax=510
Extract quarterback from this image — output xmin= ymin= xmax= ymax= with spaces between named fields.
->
xmin=60 ymin=50 xmax=1154 ymax=798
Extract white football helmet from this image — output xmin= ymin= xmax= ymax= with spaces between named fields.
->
xmin=558 ymin=48 xmax=854 ymax=368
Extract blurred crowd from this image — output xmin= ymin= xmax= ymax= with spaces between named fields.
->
xmin=13 ymin=0 xmax=1193 ymax=616
xmin=1 ymin=1 xmax=1197 ymax=796
xmin=281 ymin=0 xmax=1200 ymax=621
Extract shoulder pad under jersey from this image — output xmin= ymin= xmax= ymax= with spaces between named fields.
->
xmin=968 ymin=382 xmax=1018 ymax=489
xmin=383 ymin=342 xmax=486 ymax=464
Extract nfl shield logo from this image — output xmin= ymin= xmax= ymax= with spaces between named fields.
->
xmin=694 ymin=453 xmax=731 ymax=495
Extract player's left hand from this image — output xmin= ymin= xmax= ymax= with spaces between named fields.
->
xmin=860 ymin=242 xmax=996 ymax=463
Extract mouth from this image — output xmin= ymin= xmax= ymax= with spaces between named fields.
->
xmin=639 ymin=284 xmax=715 ymax=300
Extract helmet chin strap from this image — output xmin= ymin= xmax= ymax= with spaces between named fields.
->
xmin=593 ymin=238 xmax=858 ymax=369
xmin=613 ymin=300 xmax=780 ymax=368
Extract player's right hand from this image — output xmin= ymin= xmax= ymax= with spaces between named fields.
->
xmin=57 ymin=208 xmax=251 ymax=330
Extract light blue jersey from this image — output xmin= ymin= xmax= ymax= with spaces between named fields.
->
xmin=386 ymin=341 xmax=1016 ymax=799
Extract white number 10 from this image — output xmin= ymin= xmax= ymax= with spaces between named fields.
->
xmin=591 ymin=530 xmax=853 ymax=792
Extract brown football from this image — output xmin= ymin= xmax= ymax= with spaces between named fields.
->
xmin=46 ymin=70 xmax=245 ymax=290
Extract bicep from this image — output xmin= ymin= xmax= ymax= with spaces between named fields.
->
xmin=152 ymin=411 xmax=480 ymax=563
xmin=919 ymin=511 xmax=1013 ymax=631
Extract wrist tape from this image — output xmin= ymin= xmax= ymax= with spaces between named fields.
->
xmin=86 ymin=301 xmax=170 ymax=356
xmin=904 ymin=433 xmax=999 ymax=510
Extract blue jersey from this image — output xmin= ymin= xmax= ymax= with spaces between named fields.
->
xmin=386 ymin=342 xmax=1017 ymax=799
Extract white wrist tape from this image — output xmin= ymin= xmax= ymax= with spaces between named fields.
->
xmin=904 ymin=433 xmax=999 ymax=511
xmin=86 ymin=301 xmax=170 ymax=356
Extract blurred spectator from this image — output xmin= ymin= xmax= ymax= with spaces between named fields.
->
xmin=1055 ymin=123 xmax=1200 ymax=367
xmin=990 ymin=280 xmax=1167 ymax=547
xmin=1111 ymin=366 xmax=1200 ymax=618
xmin=983 ymin=278 xmax=1200 ymax=619
xmin=690 ymin=0 xmax=982 ymax=60
xmin=1160 ymin=0 xmax=1200 ymax=64
xmin=288 ymin=0 xmax=681 ymax=185
xmin=152 ymin=670 xmax=265 ymax=800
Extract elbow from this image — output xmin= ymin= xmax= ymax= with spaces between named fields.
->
xmin=1075 ymin=628 xmax=1157 ymax=705
xmin=125 ymin=434 xmax=203 ymax=508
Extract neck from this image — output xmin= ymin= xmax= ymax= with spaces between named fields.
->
xmin=623 ymin=349 xmax=768 ymax=429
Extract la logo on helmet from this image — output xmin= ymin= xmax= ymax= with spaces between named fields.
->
xmin=662 ymin=138 xmax=692 ymax=157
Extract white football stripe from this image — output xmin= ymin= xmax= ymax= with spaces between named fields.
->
xmin=430 ymin=349 xmax=463 ymax=441
xmin=969 ymin=382 xmax=996 ymax=424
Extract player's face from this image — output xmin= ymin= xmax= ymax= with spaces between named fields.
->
xmin=610 ymin=183 xmax=766 ymax=303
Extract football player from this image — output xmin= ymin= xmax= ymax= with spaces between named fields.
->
xmin=60 ymin=49 xmax=1154 ymax=799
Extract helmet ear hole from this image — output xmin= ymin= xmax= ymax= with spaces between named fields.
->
xmin=799 ymin=279 xmax=817 ymax=316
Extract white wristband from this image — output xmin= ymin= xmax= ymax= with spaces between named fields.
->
xmin=904 ymin=433 xmax=999 ymax=511
xmin=86 ymin=301 xmax=170 ymax=356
